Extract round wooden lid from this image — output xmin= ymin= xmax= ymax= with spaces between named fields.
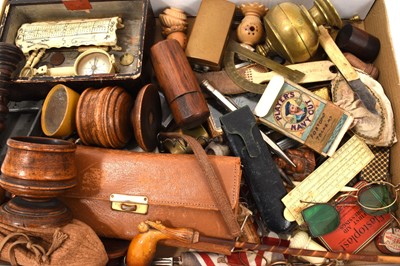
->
xmin=132 ymin=84 xmax=162 ymax=152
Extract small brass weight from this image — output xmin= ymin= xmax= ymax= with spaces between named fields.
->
xmin=259 ymin=0 xmax=342 ymax=63
xmin=0 ymin=137 xmax=77 ymax=228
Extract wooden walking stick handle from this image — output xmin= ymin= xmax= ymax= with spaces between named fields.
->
xmin=126 ymin=221 xmax=199 ymax=266
xmin=127 ymin=220 xmax=400 ymax=265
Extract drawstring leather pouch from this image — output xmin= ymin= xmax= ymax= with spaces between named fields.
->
xmin=0 ymin=219 xmax=108 ymax=266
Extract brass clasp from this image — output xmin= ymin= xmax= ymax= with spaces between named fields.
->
xmin=110 ymin=194 xmax=148 ymax=214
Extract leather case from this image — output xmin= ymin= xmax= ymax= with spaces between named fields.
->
xmin=220 ymin=106 xmax=293 ymax=233
xmin=60 ymin=144 xmax=242 ymax=253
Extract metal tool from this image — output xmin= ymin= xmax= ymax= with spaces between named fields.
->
xmin=318 ymin=25 xmax=378 ymax=114
xmin=151 ymin=257 xmax=180 ymax=265
xmin=223 ymin=40 xmax=305 ymax=94
xmin=201 ymin=79 xmax=296 ymax=168
xmin=281 ymin=135 xmax=374 ymax=224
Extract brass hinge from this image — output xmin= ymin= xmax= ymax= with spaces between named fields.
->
xmin=110 ymin=194 xmax=148 ymax=214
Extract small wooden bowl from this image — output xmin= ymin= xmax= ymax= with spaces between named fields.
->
xmin=0 ymin=136 xmax=77 ymax=198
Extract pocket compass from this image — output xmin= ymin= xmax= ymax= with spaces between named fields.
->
xmin=35 ymin=48 xmax=115 ymax=77
xmin=74 ymin=48 xmax=115 ymax=75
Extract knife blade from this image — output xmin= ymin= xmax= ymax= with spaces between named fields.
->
xmin=318 ymin=25 xmax=377 ymax=114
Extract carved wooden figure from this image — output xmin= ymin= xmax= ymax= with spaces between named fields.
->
xmin=159 ymin=7 xmax=188 ymax=49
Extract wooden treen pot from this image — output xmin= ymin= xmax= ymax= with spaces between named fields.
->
xmin=0 ymin=136 xmax=77 ymax=228
xmin=76 ymin=86 xmax=133 ymax=149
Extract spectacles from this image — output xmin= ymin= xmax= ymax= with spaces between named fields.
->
xmin=301 ymin=181 xmax=399 ymax=237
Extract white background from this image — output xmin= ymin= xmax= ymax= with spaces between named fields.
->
xmin=150 ymin=0 xmax=375 ymax=19
xmin=385 ymin=0 xmax=400 ymax=78
xmin=0 ymin=0 xmax=398 ymax=76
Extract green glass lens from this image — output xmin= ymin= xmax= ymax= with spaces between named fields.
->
xmin=302 ymin=204 xmax=340 ymax=237
xmin=358 ymin=184 xmax=397 ymax=215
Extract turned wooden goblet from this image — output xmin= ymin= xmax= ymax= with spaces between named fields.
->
xmin=0 ymin=136 xmax=77 ymax=228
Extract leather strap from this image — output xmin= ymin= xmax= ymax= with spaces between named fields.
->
xmin=160 ymin=132 xmax=241 ymax=238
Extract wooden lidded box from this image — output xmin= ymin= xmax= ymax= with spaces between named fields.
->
xmin=0 ymin=0 xmax=155 ymax=100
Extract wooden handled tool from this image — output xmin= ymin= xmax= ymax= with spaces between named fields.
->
xmin=318 ymin=25 xmax=377 ymax=114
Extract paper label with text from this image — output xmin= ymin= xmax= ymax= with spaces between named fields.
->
xmin=258 ymin=80 xmax=353 ymax=156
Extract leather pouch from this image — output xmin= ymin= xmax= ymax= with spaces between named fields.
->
xmin=220 ymin=106 xmax=292 ymax=233
xmin=60 ymin=143 xmax=242 ymax=254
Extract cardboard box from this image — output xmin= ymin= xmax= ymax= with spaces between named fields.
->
xmin=348 ymin=1 xmax=400 ymax=262
xmin=0 ymin=0 xmax=398 ymax=264
xmin=153 ymin=0 xmax=400 ymax=263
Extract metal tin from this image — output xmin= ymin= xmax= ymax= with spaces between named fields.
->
xmin=374 ymin=226 xmax=400 ymax=255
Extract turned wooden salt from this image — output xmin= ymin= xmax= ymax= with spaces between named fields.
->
xmin=150 ymin=39 xmax=210 ymax=129
xmin=76 ymin=86 xmax=133 ymax=148
xmin=0 ymin=136 xmax=77 ymax=198
xmin=236 ymin=3 xmax=267 ymax=47
xmin=0 ymin=136 xmax=77 ymax=228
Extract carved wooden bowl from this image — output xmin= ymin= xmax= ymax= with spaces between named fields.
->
xmin=0 ymin=136 xmax=77 ymax=228
xmin=0 ymin=136 xmax=77 ymax=198
xmin=76 ymin=86 xmax=133 ymax=148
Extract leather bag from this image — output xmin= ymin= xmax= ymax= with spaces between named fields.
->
xmin=60 ymin=136 xmax=242 ymax=254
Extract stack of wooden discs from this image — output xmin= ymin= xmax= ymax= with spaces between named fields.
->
xmin=76 ymin=86 xmax=133 ymax=148
xmin=0 ymin=42 xmax=25 ymax=131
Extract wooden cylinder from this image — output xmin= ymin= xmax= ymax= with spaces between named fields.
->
xmin=150 ymin=39 xmax=209 ymax=129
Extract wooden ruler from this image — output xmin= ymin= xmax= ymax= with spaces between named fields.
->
xmin=243 ymin=60 xmax=338 ymax=84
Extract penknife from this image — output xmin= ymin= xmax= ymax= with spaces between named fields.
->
xmin=318 ymin=25 xmax=377 ymax=114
